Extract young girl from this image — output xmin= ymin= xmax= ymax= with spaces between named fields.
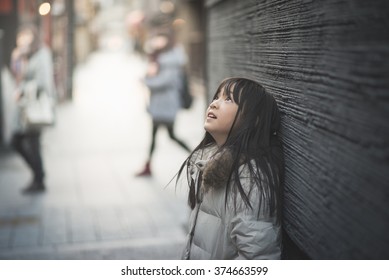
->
xmin=178 ymin=77 xmax=284 ymax=259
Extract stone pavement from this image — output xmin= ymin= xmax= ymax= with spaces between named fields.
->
xmin=0 ymin=46 xmax=206 ymax=259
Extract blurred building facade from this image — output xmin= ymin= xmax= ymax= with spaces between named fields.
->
xmin=0 ymin=0 xmax=76 ymax=145
xmin=0 ymin=0 xmax=206 ymax=146
xmin=127 ymin=0 xmax=206 ymax=84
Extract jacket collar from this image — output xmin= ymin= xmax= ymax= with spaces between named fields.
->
xmin=192 ymin=147 xmax=234 ymax=193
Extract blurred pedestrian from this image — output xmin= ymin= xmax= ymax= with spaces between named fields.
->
xmin=10 ymin=24 xmax=56 ymax=193
xmin=126 ymin=10 xmax=147 ymax=56
xmin=136 ymin=32 xmax=191 ymax=177
xmin=178 ymin=77 xmax=284 ymax=259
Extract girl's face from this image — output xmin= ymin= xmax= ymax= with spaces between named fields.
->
xmin=204 ymin=86 xmax=239 ymax=146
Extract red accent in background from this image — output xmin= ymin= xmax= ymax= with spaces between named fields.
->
xmin=0 ymin=0 xmax=12 ymax=14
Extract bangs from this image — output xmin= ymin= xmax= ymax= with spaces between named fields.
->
xmin=215 ymin=77 xmax=263 ymax=107
xmin=215 ymin=77 xmax=249 ymax=105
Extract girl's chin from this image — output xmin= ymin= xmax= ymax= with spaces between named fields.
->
xmin=204 ymin=124 xmax=212 ymax=134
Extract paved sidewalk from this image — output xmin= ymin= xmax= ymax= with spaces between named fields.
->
xmin=0 ymin=47 xmax=206 ymax=259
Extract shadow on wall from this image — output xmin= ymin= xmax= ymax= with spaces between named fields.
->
xmin=282 ymin=230 xmax=310 ymax=260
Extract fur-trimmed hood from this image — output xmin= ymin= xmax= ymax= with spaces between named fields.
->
xmin=191 ymin=148 xmax=235 ymax=193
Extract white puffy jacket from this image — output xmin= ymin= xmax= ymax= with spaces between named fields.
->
xmin=182 ymin=145 xmax=281 ymax=260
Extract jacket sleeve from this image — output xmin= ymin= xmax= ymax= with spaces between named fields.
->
xmin=28 ymin=46 xmax=57 ymax=99
xmin=229 ymin=168 xmax=281 ymax=260
xmin=144 ymin=66 xmax=176 ymax=92
xmin=230 ymin=213 xmax=281 ymax=259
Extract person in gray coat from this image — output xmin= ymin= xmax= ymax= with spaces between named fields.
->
xmin=136 ymin=32 xmax=191 ymax=176
xmin=10 ymin=24 xmax=56 ymax=193
xmin=177 ymin=77 xmax=284 ymax=259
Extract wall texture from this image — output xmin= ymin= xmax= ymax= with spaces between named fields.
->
xmin=205 ymin=0 xmax=389 ymax=259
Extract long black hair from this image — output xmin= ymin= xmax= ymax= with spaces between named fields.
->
xmin=177 ymin=77 xmax=284 ymax=223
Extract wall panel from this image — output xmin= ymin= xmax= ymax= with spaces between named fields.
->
xmin=206 ymin=0 xmax=389 ymax=259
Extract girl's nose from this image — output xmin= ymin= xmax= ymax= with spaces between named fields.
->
xmin=209 ymin=99 xmax=218 ymax=109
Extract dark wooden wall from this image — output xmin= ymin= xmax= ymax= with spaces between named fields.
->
xmin=205 ymin=0 xmax=389 ymax=259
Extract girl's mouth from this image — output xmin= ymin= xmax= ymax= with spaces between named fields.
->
xmin=207 ymin=112 xmax=217 ymax=119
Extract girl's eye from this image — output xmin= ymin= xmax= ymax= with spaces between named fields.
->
xmin=225 ymin=96 xmax=232 ymax=102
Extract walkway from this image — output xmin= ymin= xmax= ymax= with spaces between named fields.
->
xmin=0 ymin=43 xmax=205 ymax=259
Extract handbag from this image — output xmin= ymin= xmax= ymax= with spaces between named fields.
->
xmin=19 ymin=80 xmax=55 ymax=130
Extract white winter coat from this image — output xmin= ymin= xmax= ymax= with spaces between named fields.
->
xmin=182 ymin=145 xmax=282 ymax=260
xmin=13 ymin=46 xmax=56 ymax=133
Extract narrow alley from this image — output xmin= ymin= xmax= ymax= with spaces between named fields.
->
xmin=0 ymin=31 xmax=205 ymax=259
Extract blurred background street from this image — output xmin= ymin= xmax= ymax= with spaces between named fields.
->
xmin=0 ymin=0 xmax=206 ymax=259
